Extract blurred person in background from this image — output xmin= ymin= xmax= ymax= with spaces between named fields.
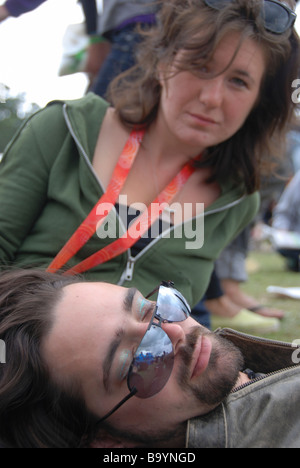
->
xmin=79 ymin=0 xmax=157 ymax=97
xmin=272 ymin=170 xmax=300 ymax=271
xmin=0 ymin=0 xmax=47 ymax=22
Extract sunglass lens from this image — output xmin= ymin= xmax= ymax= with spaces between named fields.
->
xmin=128 ymin=325 xmax=174 ymax=399
xmin=156 ymin=285 xmax=191 ymax=322
xmin=263 ymin=2 xmax=290 ymax=33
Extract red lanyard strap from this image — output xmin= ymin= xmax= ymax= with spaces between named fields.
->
xmin=47 ymin=129 xmax=198 ymax=275
xmin=47 ymin=129 xmax=144 ymax=273
xmin=63 ymin=161 xmax=195 ymax=275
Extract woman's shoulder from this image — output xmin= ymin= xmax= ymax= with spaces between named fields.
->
xmin=46 ymin=93 xmax=110 ymax=123
xmin=20 ymin=94 xmax=109 ymax=137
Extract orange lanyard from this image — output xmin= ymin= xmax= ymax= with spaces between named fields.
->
xmin=47 ymin=129 xmax=199 ymax=275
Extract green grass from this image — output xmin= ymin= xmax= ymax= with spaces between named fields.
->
xmin=242 ymin=249 xmax=300 ymax=343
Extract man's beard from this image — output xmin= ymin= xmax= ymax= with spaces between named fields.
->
xmin=102 ymin=327 xmax=244 ymax=446
xmin=177 ymin=326 xmax=244 ymax=407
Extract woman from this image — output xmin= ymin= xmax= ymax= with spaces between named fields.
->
xmin=0 ymin=0 xmax=299 ymax=308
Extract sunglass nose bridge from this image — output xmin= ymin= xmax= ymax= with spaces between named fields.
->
xmin=157 ymin=316 xmax=172 ymax=324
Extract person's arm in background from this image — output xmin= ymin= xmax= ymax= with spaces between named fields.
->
xmin=78 ymin=0 xmax=111 ymax=86
xmin=0 ymin=0 xmax=47 ymax=21
xmin=0 ymin=4 xmax=9 ymax=21
xmin=79 ymin=0 xmax=98 ymax=36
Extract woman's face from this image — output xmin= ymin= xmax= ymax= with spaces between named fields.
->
xmin=157 ymin=31 xmax=266 ymax=155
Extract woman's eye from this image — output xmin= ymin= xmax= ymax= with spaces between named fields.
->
xmin=194 ymin=65 xmax=210 ymax=77
xmin=231 ymin=77 xmax=247 ymax=88
xmin=200 ymin=65 xmax=209 ymax=73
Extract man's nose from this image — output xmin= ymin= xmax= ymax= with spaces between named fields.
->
xmin=161 ymin=321 xmax=185 ymax=354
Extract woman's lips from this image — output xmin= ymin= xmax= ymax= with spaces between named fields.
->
xmin=191 ymin=335 xmax=212 ymax=379
xmin=189 ymin=113 xmax=217 ymax=126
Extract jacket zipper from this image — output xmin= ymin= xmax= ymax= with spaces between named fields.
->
xmin=232 ymin=364 xmax=300 ymax=393
xmin=64 ymin=104 xmax=247 ymax=285
xmin=64 ymin=105 xmax=132 ymax=284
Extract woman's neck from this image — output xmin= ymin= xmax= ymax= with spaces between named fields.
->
xmin=143 ymin=118 xmax=204 ymax=170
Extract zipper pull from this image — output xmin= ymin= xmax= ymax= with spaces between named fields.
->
xmin=124 ymin=259 xmax=135 ymax=281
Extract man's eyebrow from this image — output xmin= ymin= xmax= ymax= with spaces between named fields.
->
xmin=123 ymin=287 xmax=138 ymax=314
xmin=102 ymin=288 xmax=138 ymax=392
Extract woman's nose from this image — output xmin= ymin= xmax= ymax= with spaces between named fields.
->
xmin=161 ymin=321 xmax=185 ymax=355
xmin=199 ymin=77 xmax=224 ymax=108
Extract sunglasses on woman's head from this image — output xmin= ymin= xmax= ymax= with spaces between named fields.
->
xmin=98 ymin=281 xmax=191 ymax=422
xmin=204 ymin=0 xmax=297 ymax=34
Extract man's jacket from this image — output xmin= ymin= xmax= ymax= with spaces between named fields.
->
xmin=187 ymin=328 xmax=300 ymax=448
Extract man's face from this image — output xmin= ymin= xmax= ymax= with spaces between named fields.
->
xmin=42 ymin=282 xmax=243 ymax=444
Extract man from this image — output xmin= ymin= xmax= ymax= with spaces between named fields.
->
xmin=0 ymin=269 xmax=299 ymax=448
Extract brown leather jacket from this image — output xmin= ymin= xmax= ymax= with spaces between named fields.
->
xmin=186 ymin=328 xmax=300 ymax=448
